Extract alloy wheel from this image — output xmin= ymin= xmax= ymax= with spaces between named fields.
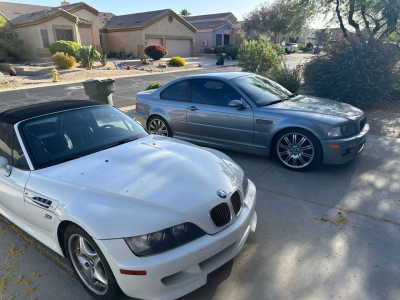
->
xmin=276 ymin=133 xmax=314 ymax=169
xmin=149 ymin=119 xmax=169 ymax=136
xmin=68 ymin=234 xmax=108 ymax=296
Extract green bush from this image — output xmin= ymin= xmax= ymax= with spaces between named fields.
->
xmin=238 ymin=39 xmax=281 ymax=74
xmin=79 ymin=45 xmax=99 ymax=70
xmin=52 ymin=52 xmax=76 ymax=69
xmin=306 ymin=42 xmax=314 ymax=48
xmin=215 ymin=45 xmax=225 ymax=53
xmin=144 ymin=44 xmax=168 ymax=60
xmin=267 ymin=63 xmax=301 ymax=93
xmin=49 ymin=41 xmax=81 ymax=59
xmin=303 ymin=34 xmax=400 ymax=107
xmin=204 ymin=47 xmax=215 ymax=54
xmin=272 ymin=43 xmax=285 ymax=55
xmin=146 ymin=82 xmax=165 ymax=90
xmin=169 ymin=56 xmax=185 ymax=67
xmin=225 ymin=45 xmax=240 ymax=59
xmin=108 ymin=52 xmax=118 ymax=58
xmin=99 ymin=54 xmax=107 ymax=66
xmin=0 ymin=38 xmax=25 ymax=61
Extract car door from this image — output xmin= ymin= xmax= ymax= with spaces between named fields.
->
xmin=158 ymin=80 xmax=191 ymax=137
xmin=0 ymin=123 xmax=31 ymax=223
xmin=187 ymin=79 xmax=254 ymax=146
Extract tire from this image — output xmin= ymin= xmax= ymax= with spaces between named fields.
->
xmin=147 ymin=116 xmax=172 ymax=137
xmin=63 ymin=224 xmax=123 ymax=300
xmin=273 ymin=128 xmax=322 ymax=172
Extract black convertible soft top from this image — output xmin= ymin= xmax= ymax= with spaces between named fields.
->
xmin=0 ymin=100 xmax=106 ymax=126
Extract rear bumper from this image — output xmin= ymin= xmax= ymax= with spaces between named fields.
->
xmin=95 ymin=180 xmax=257 ymax=300
xmin=321 ymin=124 xmax=369 ymax=165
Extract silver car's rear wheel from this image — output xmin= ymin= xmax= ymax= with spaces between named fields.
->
xmin=68 ymin=234 xmax=108 ymax=296
xmin=148 ymin=117 xmax=172 ymax=137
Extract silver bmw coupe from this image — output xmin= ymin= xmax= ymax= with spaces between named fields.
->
xmin=134 ymin=72 xmax=369 ymax=171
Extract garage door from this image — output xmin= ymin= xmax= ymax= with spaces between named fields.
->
xmin=166 ymin=39 xmax=192 ymax=57
xmin=147 ymin=38 xmax=162 ymax=46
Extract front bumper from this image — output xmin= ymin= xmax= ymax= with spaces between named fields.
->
xmin=95 ymin=180 xmax=257 ymax=300
xmin=321 ymin=123 xmax=369 ymax=165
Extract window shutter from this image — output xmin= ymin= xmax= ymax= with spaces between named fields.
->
xmin=40 ymin=29 xmax=50 ymax=48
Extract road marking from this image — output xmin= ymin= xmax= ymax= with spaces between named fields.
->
xmin=257 ymin=187 xmax=400 ymax=227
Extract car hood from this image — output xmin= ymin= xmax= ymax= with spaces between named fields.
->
xmin=28 ymin=135 xmax=243 ymax=238
xmin=269 ymin=95 xmax=364 ymax=120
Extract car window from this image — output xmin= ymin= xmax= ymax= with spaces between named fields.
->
xmin=0 ymin=123 xmax=13 ymax=164
xmin=192 ymin=79 xmax=242 ymax=106
xmin=161 ymin=81 xmax=189 ymax=101
xmin=19 ymin=106 xmax=147 ymax=170
xmin=231 ymin=75 xmax=291 ymax=107
xmin=13 ymin=132 xmax=30 ymax=170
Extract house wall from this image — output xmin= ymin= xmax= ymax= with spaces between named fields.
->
xmin=100 ymin=30 xmax=142 ymax=57
xmin=212 ymin=24 xmax=232 ymax=46
xmin=194 ymin=31 xmax=212 ymax=53
xmin=69 ymin=7 xmax=102 ymax=51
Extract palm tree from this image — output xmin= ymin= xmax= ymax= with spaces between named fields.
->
xmin=180 ymin=9 xmax=191 ymax=16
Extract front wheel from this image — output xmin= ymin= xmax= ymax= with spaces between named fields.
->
xmin=64 ymin=224 xmax=123 ymax=300
xmin=273 ymin=129 xmax=322 ymax=171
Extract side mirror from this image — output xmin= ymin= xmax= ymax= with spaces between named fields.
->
xmin=0 ymin=157 xmax=11 ymax=177
xmin=229 ymin=100 xmax=244 ymax=107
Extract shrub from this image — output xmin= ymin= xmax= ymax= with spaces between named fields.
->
xmin=267 ymin=63 xmax=301 ymax=93
xmin=215 ymin=45 xmax=225 ymax=53
xmin=9 ymin=67 xmax=16 ymax=76
xmin=169 ymin=56 xmax=185 ymax=67
xmin=49 ymin=41 xmax=81 ymax=59
xmin=108 ymin=52 xmax=118 ymax=58
xmin=204 ymin=47 xmax=215 ymax=54
xmin=99 ymin=54 xmax=107 ymax=66
xmin=146 ymin=82 xmax=165 ymax=90
xmin=144 ymin=44 xmax=168 ymax=60
xmin=238 ymin=39 xmax=281 ymax=74
xmin=272 ymin=43 xmax=285 ymax=55
xmin=127 ymin=65 xmax=132 ymax=70
xmin=224 ymin=45 xmax=240 ymax=59
xmin=306 ymin=42 xmax=314 ymax=48
xmin=79 ymin=45 xmax=99 ymax=70
xmin=52 ymin=52 xmax=76 ymax=69
xmin=119 ymin=48 xmax=126 ymax=60
xmin=303 ymin=34 xmax=400 ymax=107
xmin=0 ymin=39 xmax=25 ymax=61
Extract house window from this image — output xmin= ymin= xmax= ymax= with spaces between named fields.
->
xmin=14 ymin=31 xmax=19 ymax=39
xmin=40 ymin=29 xmax=50 ymax=48
xmin=5 ymin=32 xmax=13 ymax=40
xmin=224 ymin=34 xmax=230 ymax=45
xmin=55 ymin=29 xmax=73 ymax=41
xmin=216 ymin=34 xmax=222 ymax=45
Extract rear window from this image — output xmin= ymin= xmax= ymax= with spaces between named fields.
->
xmin=161 ymin=81 xmax=189 ymax=101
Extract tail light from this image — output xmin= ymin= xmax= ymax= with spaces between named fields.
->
xmin=134 ymin=101 xmax=138 ymax=110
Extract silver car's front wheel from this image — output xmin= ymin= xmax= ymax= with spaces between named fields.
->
xmin=148 ymin=117 xmax=172 ymax=137
xmin=69 ymin=234 xmax=108 ymax=296
xmin=274 ymin=129 xmax=321 ymax=171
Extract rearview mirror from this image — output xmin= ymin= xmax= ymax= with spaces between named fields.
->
xmin=229 ymin=100 xmax=244 ymax=107
xmin=0 ymin=157 xmax=11 ymax=177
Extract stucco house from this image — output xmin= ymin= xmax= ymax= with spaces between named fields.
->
xmin=0 ymin=1 xmax=102 ymax=61
xmin=99 ymin=9 xmax=197 ymax=58
xmin=183 ymin=12 xmax=239 ymax=53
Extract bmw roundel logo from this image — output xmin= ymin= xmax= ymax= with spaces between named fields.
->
xmin=217 ymin=190 xmax=227 ymax=198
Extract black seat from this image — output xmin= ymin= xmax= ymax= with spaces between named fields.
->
xmin=24 ymin=129 xmax=51 ymax=162
xmin=62 ymin=113 xmax=92 ymax=150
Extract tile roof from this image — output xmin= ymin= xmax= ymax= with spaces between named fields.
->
xmin=102 ymin=9 xmax=170 ymax=29
xmin=192 ymin=20 xmax=234 ymax=30
xmin=98 ymin=12 xmax=116 ymax=28
xmin=183 ymin=12 xmax=234 ymax=22
xmin=11 ymin=7 xmax=89 ymax=24
xmin=0 ymin=1 xmax=50 ymax=21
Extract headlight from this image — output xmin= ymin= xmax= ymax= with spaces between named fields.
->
xmin=124 ymin=223 xmax=206 ymax=257
xmin=328 ymin=124 xmax=357 ymax=138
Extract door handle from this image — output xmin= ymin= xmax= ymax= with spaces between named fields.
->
xmin=188 ymin=106 xmax=198 ymax=111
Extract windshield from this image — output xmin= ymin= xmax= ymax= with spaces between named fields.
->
xmin=231 ymin=75 xmax=292 ymax=107
xmin=19 ymin=105 xmax=147 ymax=169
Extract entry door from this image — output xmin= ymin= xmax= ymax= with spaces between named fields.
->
xmin=187 ymin=79 xmax=253 ymax=146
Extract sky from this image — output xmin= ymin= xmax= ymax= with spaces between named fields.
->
xmin=8 ymin=0 xmax=326 ymax=27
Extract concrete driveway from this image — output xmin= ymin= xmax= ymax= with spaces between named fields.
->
xmin=0 ymin=133 xmax=399 ymax=300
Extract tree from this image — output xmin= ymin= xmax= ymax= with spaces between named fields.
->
xmin=243 ymin=0 xmax=311 ymax=42
xmin=315 ymin=28 xmax=331 ymax=45
xmin=180 ymin=9 xmax=191 ymax=16
xmin=0 ymin=15 xmax=24 ymax=61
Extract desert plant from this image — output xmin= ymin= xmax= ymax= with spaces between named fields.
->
xmin=52 ymin=52 xmax=76 ymax=69
xmin=224 ymin=45 xmax=240 ymax=59
xmin=144 ymin=44 xmax=168 ymax=60
xmin=108 ymin=52 xmax=118 ymax=58
xmin=303 ymin=34 xmax=400 ymax=107
xmin=204 ymin=47 xmax=215 ymax=54
xmin=238 ymin=39 xmax=282 ymax=74
xmin=159 ymin=63 xmax=167 ymax=68
xmin=127 ymin=65 xmax=132 ymax=70
xmin=79 ymin=45 xmax=99 ymax=70
xmin=146 ymin=82 xmax=165 ymax=90
xmin=99 ymin=54 xmax=107 ymax=66
xmin=141 ymin=55 xmax=150 ymax=65
xmin=49 ymin=41 xmax=81 ymax=59
xmin=169 ymin=56 xmax=185 ymax=67
xmin=267 ymin=63 xmax=301 ymax=93
xmin=9 ymin=67 xmax=16 ymax=76
xmin=119 ymin=48 xmax=127 ymax=60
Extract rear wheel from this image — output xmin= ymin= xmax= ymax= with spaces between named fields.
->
xmin=64 ymin=224 xmax=123 ymax=300
xmin=273 ymin=128 xmax=321 ymax=171
xmin=147 ymin=116 xmax=172 ymax=137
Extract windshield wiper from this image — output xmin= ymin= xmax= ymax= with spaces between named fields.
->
xmin=262 ymin=94 xmax=298 ymax=107
xmin=102 ymin=138 xmax=138 ymax=150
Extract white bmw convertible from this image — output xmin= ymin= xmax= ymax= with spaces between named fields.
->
xmin=0 ymin=100 xmax=257 ymax=300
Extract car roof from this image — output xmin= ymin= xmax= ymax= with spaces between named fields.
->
xmin=181 ymin=72 xmax=253 ymax=80
xmin=0 ymin=100 xmax=106 ymax=126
